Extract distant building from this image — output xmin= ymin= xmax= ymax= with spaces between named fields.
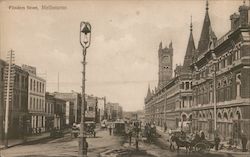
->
xmin=0 ymin=59 xmax=6 ymax=141
xmin=106 ymin=102 xmax=123 ymax=121
xmin=45 ymin=93 xmax=66 ymax=130
xmin=45 ymin=93 xmax=55 ymax=131
xmin=97 ymin=97 xmax=106 ymax=123
xmin=65 ymin=101 xmax=74 ymax=126
xmin=52 ymin=91 xmax=81 ymax=123
xmin=85 ymin=95 xmax=98 ymax=122
xmin=22 ymin=65 xmax=46 ymax=134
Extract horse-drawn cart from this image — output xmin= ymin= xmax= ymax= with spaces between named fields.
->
xmin=193 ymin=139 xmax=214 ymax=153
xmin=170 ymin=130 xmax=214 ymax=153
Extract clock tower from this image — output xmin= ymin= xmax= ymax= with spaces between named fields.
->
xmin=158 ymin=41 xmax=173 ymax=87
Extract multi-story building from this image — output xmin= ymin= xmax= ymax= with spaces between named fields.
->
xmin=97 ymin=97 xmax=106 ymax=123
xmin=106 ymin=102 xmax=123 ymax=121
xmin=145 ymin=22 xmax=195 ymax=131
xmin=45 ymin=93 xmax=55 ymax=131
xmin=191 ymin=2 xmax=250 ymax=141
xmin=85 ymin=95 xmax=98 ymax=122
xmin=145 ymin=1 xmax=250 ymax=144
xmin=3 ymin=64 xmax=29 ymax=138
xmin=45 ymin=93 xmax=66 ymax=130
xmin=22 ymin=65 xmax=46 ymax=134
xmin=0 ymin=59 xmax=6 ymax=141
xmin=65 ymin=101 xmax=74 ymax=126
xmin=53 ymin=91 xmax=81 ymax=123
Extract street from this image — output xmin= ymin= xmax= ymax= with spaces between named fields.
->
xmin=1 ymin=128 xmax=249 ymax=157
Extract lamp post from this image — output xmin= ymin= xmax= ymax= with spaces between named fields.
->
xmin=79 ymin=21 xmax=91 ymax=157
xmin=211 ymin=53 xmax=217 ymax=133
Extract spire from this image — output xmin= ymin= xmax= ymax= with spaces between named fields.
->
xmin=197 ymin=0 xmax=216 ymax=55
xmin=159 ymin=41 xmax=162 ymax=50
xmin=190 ymin=15 xmax=193 ymax=32
xmin=206 ymin=0 xmax=209 ymax=11
xmin=183 ymin=18 xmax=195 ymax=71
xmin=146 ymin=84 xmax=151 ymax=98
xmin=169 ymin=41 xmax=173 ymax=49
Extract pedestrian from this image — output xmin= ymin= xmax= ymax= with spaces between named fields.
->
xmin=241 ymin=132 xmax=248 ymax=152
xmin=128 ymin=129 xmax=132 ymax=145
xmin=214 ymin=133 xmax=220 ymax=151
xmin=200 ymin=131 xmax=205 ymax=141
xmin=164 ymin=123 xmax=167 ymax=132
xmin=109 ymin=124 xmax=112 ymax=135
xmin=169 ymin=133 xmax=175 ymax=151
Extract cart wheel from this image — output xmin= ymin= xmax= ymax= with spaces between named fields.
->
xmin=195 ymin=143 xmax=209 ymax=153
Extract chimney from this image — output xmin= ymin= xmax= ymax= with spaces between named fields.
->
xmin=239 ymin=3 xmax=249 ymax=27
xmin=230 ymin=13 xmax=240 ymax=30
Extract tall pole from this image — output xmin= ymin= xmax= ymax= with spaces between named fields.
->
xmin=57 ymin=72 xmax=59 ymax=92
xmin=79 ymin=47 xmax=87 ymax=157
xmin=79 ymin=21 xmax=91 ymax=157
xmin=213 ymin=60 xmax=217 ymax=132
xmin=5 ymin=50 xmax=14 ymax=148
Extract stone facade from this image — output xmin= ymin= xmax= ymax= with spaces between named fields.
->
xmin=158 ymin=42 xmax=173 ymax=87
xmin=145 ymin=19 xmax=195 ymax=131
xmin=22 ymin=65 xmax=46 ymax=134
xmin=191 ymin=3 xmax=250 ymax=142
xmin=145 ymin=2 xmax=250 ymax=143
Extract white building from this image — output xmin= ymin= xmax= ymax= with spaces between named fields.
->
xmin=22 ymin=65 xmax=46 ymax=134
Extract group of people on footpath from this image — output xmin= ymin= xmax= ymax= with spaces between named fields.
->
xmin=167 ymin=127 xmax=248 ymax=152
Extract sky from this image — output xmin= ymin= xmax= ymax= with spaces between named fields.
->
xmin=0 ymin=0 xmax=245 ymax=111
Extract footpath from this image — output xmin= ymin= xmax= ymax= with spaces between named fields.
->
xmin=0 ymin=132 xmax=50 ymax=150
xmin=155 ymin=126 xmax=250 ymax=157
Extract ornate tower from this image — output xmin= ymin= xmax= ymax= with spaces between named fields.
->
xmin=158 ymin=41 xmax=173 ymax=87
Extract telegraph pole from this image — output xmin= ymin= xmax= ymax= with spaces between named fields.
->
xmin=5 ymin=49 xmax=15 ymax=148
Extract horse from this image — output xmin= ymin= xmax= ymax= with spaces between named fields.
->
xmin=171 ymin=135 xmax=191 ymax=153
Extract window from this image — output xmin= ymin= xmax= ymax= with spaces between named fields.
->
xmin=33 ymin=98 xmax=35 ymax=110
xmin=37 ymin=81 xmax=39 ymax=92
xmin=40 ymin=82 xmax=41 ymax=92
xmin=33 ymin=80 xmax=36 ymax=91
xmin=36 ymin=98 xmax=38 ymax=110
xmin=181 ymin=82 xmax=184 ymax=89
xmin=228 ymin=55 xmax=232 ymax=65
xmin=42 ymin=84 xmax=44 ymax=93
xmin=186 ymin=82 xmax=189 ymax=90
xmin=236 ymin=73 xmax=241 ymax=98
xmin=89 ymin=106 xmax=94 ymax=111
xmin=30 ymin=97 xmax=32 ymax=110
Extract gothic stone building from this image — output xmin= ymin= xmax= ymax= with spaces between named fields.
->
xmin=191 ymin=3 xmax=250 ymax=141
xmin=145 ymin=26 xmax=194 ymax=130
xmin=145 ymin=2 xmax=250 ymax=141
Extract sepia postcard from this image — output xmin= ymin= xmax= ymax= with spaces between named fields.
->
xmin=0 ymin=0 xmax=250 ymax=157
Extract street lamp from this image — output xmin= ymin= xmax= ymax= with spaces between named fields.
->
xmin=79 ymin=21 xmax=91 ymax=157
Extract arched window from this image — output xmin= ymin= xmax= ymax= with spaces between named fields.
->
xmin=236 ymin=111 xmax=241 ymax=120
xmin=223 ymin=112 xmax=228 ymax=121
xmin=218 ymin=112 xmax=222 ymax=120
xmin=236 ymin=73 xmax=241 ymax=98
xmin=182 ymin=114 xmax=187 ymax=121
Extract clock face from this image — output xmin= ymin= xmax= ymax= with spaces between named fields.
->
xmin=162 ymin=56 xmax=170 ymax=64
